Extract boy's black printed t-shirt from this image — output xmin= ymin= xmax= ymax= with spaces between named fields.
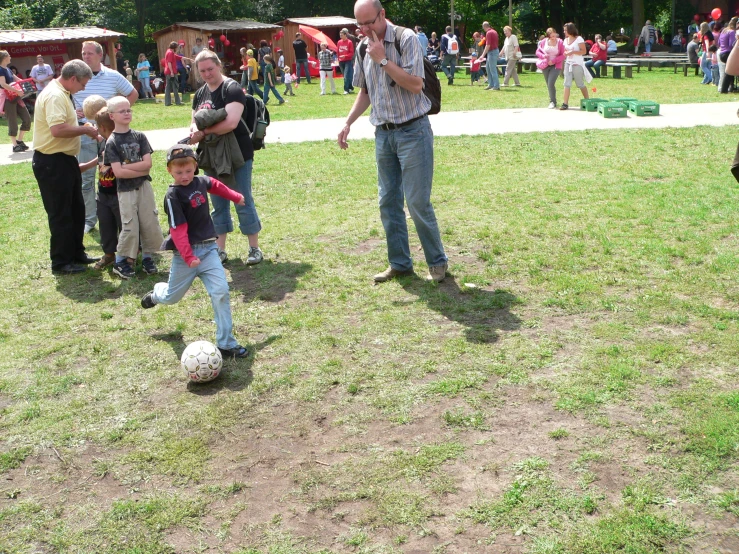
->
xmin=162 ymin=175 xmax=218 ymax=252
xmin=192 ymin=80 xmax=254 ymax=162
xmin=104 ymin=129 xmax=153 ymax=192
xmin=97 ymin=138 xmax=117 ymax=195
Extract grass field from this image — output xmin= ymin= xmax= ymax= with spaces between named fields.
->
xmin=0 ymin=66 xmax=736 ymax=144
xmin=0 ymin=125 xmax=738 ymax=552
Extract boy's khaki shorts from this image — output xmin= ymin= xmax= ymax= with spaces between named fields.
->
xmin=116 ymin=181 xmax=164 ymax=259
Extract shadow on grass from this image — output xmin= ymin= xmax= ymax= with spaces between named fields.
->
xmin=400 ymin=275 xmax=521 ymax=343
xmin=230 ymin=260 xmax=312 ymax=302
xmin=54 ymin=267 xmax=161 ymax=303
xmin=152 ymin=331 xmax=280 ymax=395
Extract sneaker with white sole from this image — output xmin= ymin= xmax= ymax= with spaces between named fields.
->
xmin=246 ymin=246 xmax=263 ymax=265
xmin=112 ymin=260 xmax=135 ymax=279
xmin=548 ymin=102 xmax=556 ymax=109
xmin=425 ymin=263 xmax=448 ymax=283
xmin=142 ymin=257 xmax=158 ymax=275
xmin=218 ymin=248 xmax=228 ymax=264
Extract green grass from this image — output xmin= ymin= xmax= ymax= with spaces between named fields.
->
xmin=2 ymin=68 xmax=734 ymax=144
xmin=1 ymin=126 xmax=738 ymax=551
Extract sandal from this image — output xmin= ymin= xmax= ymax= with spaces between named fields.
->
xmin=93 ymin=253 xmax=115 ymax=270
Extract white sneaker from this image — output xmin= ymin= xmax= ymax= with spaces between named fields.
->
xmin=343 ymin=91 xmax=349 ymax=95
xmin=84 ymin=224 xmax=95 ymax=234
xmin=246 ymin=246 xmax=263 ymax=265
xmin=548 ymin=102 xmax=556 ymax=109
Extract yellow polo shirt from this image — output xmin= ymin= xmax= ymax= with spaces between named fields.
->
xmin=33 ymin=79 xmax=80 ymax=157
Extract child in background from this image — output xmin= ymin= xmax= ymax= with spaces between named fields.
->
xmin=709 ymin=44 xmax=719 ymax=86
xmin=283 ymin=67 xmax=295 ymax=96
xmin=246 ymin=49 xmax=263 ymax=98
xmin=262 ymin=54 xmax=285 ymax=105
xmin=470 ymin=52 xmax=482 ymax=84
xmin=275 ymin=48 xmax=284 ymax=82
xmin=105 ymin=96 xmax=163 ymax=279
xmin=124 ymin=61 xmax=133 ymax=84
xmin=141 ymin=144 xmax=249 ymax=359
xmin=92 ymin=107 xmax=121 ymax=269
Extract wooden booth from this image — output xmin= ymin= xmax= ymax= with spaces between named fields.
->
xmin=0 ymin=27 xmax=124 ymax=79
xmin=277 ymin=16 xmax=358 ymax=71
xmin=153 ymin=20 xmax=282 ymax=87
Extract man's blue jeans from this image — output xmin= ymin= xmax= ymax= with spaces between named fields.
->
xmin=152 ymin=241 xmax=240 ymax=350
xmin=441 ymin=54 xmax=457 ymax=80
xmin=207 ymin=160 xmax=262 ymax=237
xmin=486 ymin=49 xmax=500 ymax=88
xmin=78 ymin=134 xmax=98 ymax=229
xmin=339 ymin=60 xmax=354 ymax=92
xmin=375 ymin=116 xmax=447 ymax=272
xmin=295 ymin=59 xmax=311 ymax=83
xmin=645 ymin=38 xmax=654 ymax=53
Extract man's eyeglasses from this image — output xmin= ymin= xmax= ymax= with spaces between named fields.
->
xmin=356 ymin=10 xmax=382 ymax=27
xmin=114 ymin=109 xmax=133 ymax=114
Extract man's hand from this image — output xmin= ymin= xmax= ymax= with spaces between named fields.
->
xmin=75 ymin=108 xmax=85 ymax=120
xmin=189 ymin=258 xmax=201 ymax=268
xmin=190 ymin=129 xmax=205 ymax=144
xmin=83 ymin=125 xmax=100 ymax=139
xmin=337 ymin=124 xmax=350 ymax=150
xmin=367 ymin=31 xmax=386 ymax=63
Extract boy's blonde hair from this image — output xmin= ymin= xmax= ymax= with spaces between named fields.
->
xmin=107 ymin=96 xmax=129 ymax=113
xmin=94 ymin=107 xmax=115 ymax=133
xmin=284 ymin=66 xmax=291 ymax=73
xmin=83 ymin=95 xmax=107 ymax=120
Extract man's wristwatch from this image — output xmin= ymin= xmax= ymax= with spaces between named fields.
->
xmin=379 ymin=58 xmax=389 ymax=67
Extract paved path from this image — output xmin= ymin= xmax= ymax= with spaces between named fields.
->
xmin=3 ymin=101 xmax=738 ymax=166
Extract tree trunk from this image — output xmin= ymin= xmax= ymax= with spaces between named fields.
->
xmin=550 ymin=0 xmax=562 ymax=32
xmin=135 ymin=0 xmax=147 ymax=54
xmin=632 ymin=0 xmax=644 ymax=44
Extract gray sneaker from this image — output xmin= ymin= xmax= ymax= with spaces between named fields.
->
xmin=218 ymin=248 xmax=228 ymax=264
xmin=425 ymin=263 xmax=448 ymax=283
xmin=246 ymin=246 xmax=263 ymax=265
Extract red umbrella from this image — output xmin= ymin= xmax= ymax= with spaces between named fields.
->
xmin=299 ymin=25 xmax=337 ymax=52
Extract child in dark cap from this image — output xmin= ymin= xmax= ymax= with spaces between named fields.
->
xmin=141 ymin=144 xmax=249 ymax=358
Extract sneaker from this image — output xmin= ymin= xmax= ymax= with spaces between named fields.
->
xmin=373 ymin=266 xmax=414 ymax=283
xmin=246 ymin=246 xmax=263 ymax=265
xmin=141 ymin=291 xmax=157 ymax=309
xmin=447 ymin=78 xmax=453 ymax=85
xmin=93 ymin=253 xmax=115 ymax=270
xmin=343 ymin=91 xmax=349 ymax=95
xmin=278 ymin=99 xmax=287 ymax=104
xmin=425 ymin=263 xmax=448 ymax=283
xmin=112 ymin=260 xmax=135 ymax=280
xmin=17 ymin=140 xmax=29 ymax=151
xmin=12 ymin=144 xmax=24 ymax=153
xmin=218 ymin=248 xmax=228 ymax=264
xmin=548 ymin=102 xmax=556 ymax=109
xmin=559 ymin=103 xmax=569 ymax=110
xmin=142 ymin=257 xmax=158 ymax=275
xmin=84 ymin=224 xmax=95 ymax=234
xmin=219 ymin=345 xmax=249 ymax=358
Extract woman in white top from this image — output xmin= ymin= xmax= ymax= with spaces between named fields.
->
xmin=500 ymin=26 xmax=521 ymax=86
xmin=560 ymin=22 xmax=590 ymax=110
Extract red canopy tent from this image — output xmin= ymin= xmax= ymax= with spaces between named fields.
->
xmin=299 ymin=25 xmax=337 ymax=52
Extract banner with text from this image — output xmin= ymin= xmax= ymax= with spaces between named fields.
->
xmin=7 ymin=43 xmax=68 ymax=58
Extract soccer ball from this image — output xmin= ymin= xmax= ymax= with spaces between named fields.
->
xmin=180 ymin=341 xmax=222 ymax=383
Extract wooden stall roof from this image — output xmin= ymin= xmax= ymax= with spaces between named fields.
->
xmin=0 ymin=26 xmax=125 ymax=45
xmin=153 ymin=20 xmax=281 ymax=38
xmin=280 ymin=16 xmax=356 ymax=27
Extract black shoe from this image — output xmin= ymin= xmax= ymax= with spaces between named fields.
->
xmin=17 ymin=140 xmax=29 ymax=151
xmin=112 ymin=260 xmax=135 ymax=279
xmin=52 ymin=263 xmax=87 ymax=275
xmin=141 ymin=291 xmax=157 ymax=309
xmin=559 ymin=103 xmax=569 ymax=110
xmin=12 ymin=144 xmax=25 ymax=153
xmin=218 ymin=345 xmax=249 ymax=358
xmin=448 ymin=78 xmax=453 ymax=85
xmin=75 ymin=255 xmax=101 ymax=264
xmin=142 ymin=257 xmax=158 ymax=275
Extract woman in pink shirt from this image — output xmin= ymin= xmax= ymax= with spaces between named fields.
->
xmin=536 ymin=28 xmax=565 ymax=109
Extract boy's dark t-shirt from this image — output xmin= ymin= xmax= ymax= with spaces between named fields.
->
xmin=192 ymin=79 xmax=254 ymax=162
xmin=97 ymin=138 xmax=117 ymax=195
xmin=264 ymin=63 xmax=275 ymax=86
xmin=104 ymin=129 xmax=153 ymax=192
xmin=162 ymin=175 xmax=218 ymax=251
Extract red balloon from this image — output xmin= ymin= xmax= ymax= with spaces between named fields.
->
xmin=224 ymin=39 xmax=231 ymax=46
xmin=220 ymin=34 xmax=227 ymax=42
xmin=711 ymin=7 xmax=722 ymax=19
xmin=208 ymin=38 xmax=215 ymax=48
xmin=694 ymin=14 xmax=701 ymax=21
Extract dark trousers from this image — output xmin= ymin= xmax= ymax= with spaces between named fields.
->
xmin=178 ymin=67 xmax=188 ymax=93
xmin=32 ymin=151 xmax=87 ymax=269
xmin=97 ymin=193 xmax=122 ymax=255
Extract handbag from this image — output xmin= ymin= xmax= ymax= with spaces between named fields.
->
xmin=515 ymin=48 xmax=523 ymax=60
xmin=536 ymin=58 xmax=549 ymax=70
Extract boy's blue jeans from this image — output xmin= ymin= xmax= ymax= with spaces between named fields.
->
xmin=152 ymin=241 xmax=240 ymax=350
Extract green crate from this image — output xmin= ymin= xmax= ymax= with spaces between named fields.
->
xmin=580 ymin=98 xmax=607 ymax=112
xmin=611 ymin=97 xmax=638 ymax=104
xmin=598 ymin=101 xmax=628 ymax=118
xmin=627 ymin=100 xmax=660 ymax=116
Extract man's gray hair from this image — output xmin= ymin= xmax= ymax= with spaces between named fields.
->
xmin=82 ymin=41 xmax=103 ymax=55
xmin=61 ymin=59 xmax=93 ymax=80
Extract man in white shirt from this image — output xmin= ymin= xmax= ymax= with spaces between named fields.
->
xmin=31 ymin=55 xmax=54 ymax=91
xmin=73 ymin=41 xmax=138 ymax=234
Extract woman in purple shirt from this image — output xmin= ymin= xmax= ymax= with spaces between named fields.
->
xmin=718 ymin=17 xmax=737 ymax=93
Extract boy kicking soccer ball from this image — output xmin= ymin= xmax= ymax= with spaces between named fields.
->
xmin=141 ymin=144 xmax=249 ymax=358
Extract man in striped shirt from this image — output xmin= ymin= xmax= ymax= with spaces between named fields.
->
xmin=74 ymin=41 xmax=138 ymax=234
xmin=337 ymin=0 xmax=448 ymax=283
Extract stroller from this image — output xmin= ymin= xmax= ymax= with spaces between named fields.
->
xmin=426 ymin=52 xmax=442 ymax=72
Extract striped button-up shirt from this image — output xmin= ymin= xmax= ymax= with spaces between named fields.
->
xmin=353 ymin=23 xmax=431 ymax=126
xmin=73 ymin=65 xmax=135 ymax=122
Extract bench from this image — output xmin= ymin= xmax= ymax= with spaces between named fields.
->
xmin=606 ymin=62 xmax=636 ymax=79
xmin=674 ymin=62 xmax=701 ymax=76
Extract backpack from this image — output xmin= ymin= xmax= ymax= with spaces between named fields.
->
xmin=221 ymin=78 xmax=270 ymax=150
xmin=358 ymin=25 xmax=441 ymax=115
xmin=447 ymin=36 xmax=459 ymax=54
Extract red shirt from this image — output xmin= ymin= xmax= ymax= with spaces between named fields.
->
xmin=471 ymin=59 xmax=481 ymax=71
xmin=164 ymin=49 xmax=182 ymax=76
xmin=337 ymin=38 xmax=354 ymax=62
xmin=485 ymin=28 xmax=499 ymax=50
